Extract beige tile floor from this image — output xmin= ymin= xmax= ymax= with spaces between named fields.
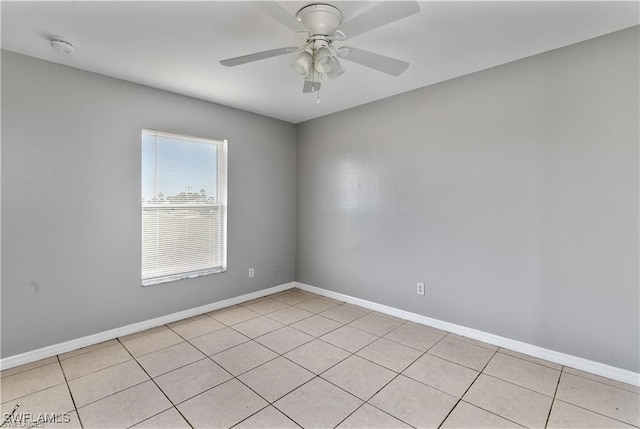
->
xmin=2 ymin=288 xmax=639 ymax=429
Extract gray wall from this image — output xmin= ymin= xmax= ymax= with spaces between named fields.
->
xmin=1 ymin=51 xmax=297 ymax=358
xmin=3 ymin=27 xmax=639 ymax=373
xmin=296 ymin=27 xmax=639 ymax=372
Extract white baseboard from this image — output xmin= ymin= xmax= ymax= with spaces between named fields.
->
xmin=295 ymin=282 xmax=640 ymax=387
xmin=0 ymin=282 xmax=295 ymax=371
xmin=5 ymin=280 xmax=638 ymax=388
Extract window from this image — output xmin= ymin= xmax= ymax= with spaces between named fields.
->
xmin=141 ymin=129 xmax=227 ymax=286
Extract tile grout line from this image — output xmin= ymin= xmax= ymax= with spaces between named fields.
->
xmin=116 ymin=337 xmax=194 ymax=429
xmin=471 ymin=351 xmax=533 ymax=429
xmin=0 ymin=364 xmax=71 ymax=410
xmin=337 ymin=370 xmax=408 ymax=427
xmin=315 ymin=319 xmax=433 ymax=428
xmin=434 ymin=348 xmax=535 ymax=429
xmin=8 ymin=289 xmax=635 ymax=428
xmin=162 ymin=359 xmax=230 ymax=407
xmin=443 ymin=333 xmax=500 ymax=352
xmin=477 ymin=372 xmax=558 ymax=398
xmin=146 ymin=321 xmax=252 ymax=415
xmin=334 ymin=326 xmax=454 ymax=428
xmin=551 ymin=369 xmax=639 ymax=428
xmin=224 ymin=296 xmax=392 ymax=428
xmin=331 ymin=401 xmax=370 ymax=428
xmin=450 ymin=400 xmax=528 ymax=429
xmin=121 ymin=329 xmax=187 ymax=360
xmin=64 ymin=371 xmax=150 ymax=410
xmin=222 ymin=378 xmax=275 ymax=428
xmin=228 ymin=319 xmax=363 ymax=425
xmin=288 ymin=315 xmax=361 ymax=342
xmin=183 ymin=298 xmax=324 ymax=426
xmin=330 ymin=321 xmax=503 ymax=407
xmin=224 ymin=312 xmax=355 ymax=428
xmin=0 ymin=357 xmax=58 ymax=379
xmin=236 ymin=323 xmax=328 ymax=422
xmin=544 ymin=366 xmax=564 ymax=428
xmin=435 ymin=343 xmax=499 ymax=428
xmin=359 ymin=400 xmax=417 ymax=429
xmin=496 ymin=348 xmax=562 ymax=371
xmin=55 ymin=354 xmax=84 ymax=429
xmin=549 ymin=397 xmax=640 ymax=428
xmin=561 ymin=367 xmax=640 ymax=394
xmin=56 ymin=340 xmax=120 ymax=363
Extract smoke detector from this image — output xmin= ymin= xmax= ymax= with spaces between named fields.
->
xmin=50 ymin=38 xmax=75 ymax=54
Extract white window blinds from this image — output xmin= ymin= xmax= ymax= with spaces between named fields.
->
xmin=141 ymin=129 xmax=227 ymax=286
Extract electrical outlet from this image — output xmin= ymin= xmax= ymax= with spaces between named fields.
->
xmin=417 ymin=282 xmax=425 ymax=295
xmin=274 ymin=265 xmax=279 ymax=273
xmin=249 ymin=268 xmax=255 ymax=278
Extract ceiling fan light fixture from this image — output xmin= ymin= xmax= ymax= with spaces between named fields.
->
xmin=314 ymin=46 xmax=336 ymax=74
xmin=292 ymin=51 xmax=313 ymax=78
xmin=219 ymin=0 xmax=420 ymax=97
xmin=326 ymin=58 xmax=344 ymax=80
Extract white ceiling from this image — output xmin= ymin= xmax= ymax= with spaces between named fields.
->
xmin=2 ymin=1 xmax=638 ymax=124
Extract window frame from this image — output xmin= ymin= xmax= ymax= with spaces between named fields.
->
xmin=141 ymin=128 xmax=228 ymax=286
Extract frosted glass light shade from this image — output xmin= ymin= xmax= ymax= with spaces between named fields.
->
xmin=314 ymin=47 xmax=336 ymax=74
xmin=292 ymin=51 xmax=314 ymax=78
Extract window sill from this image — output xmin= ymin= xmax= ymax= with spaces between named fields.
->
xmin=142 ymin=267 xmax=226 ymax=286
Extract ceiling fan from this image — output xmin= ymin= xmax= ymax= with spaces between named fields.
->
xmin=220 ymin=1 xmax=420 ymax=93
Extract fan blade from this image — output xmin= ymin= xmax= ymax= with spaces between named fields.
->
xmin=254 ymin=1 xmax=305 ymax=33
xmin=338 ymin=46 xmax=409 ymax=76
xmin=220 ymin=47 xmax=298 ymax=67
xmin=339 ymin=0 xmax=420 ymax=39
xmin=303 ymin=80 xmax=321 ymax=93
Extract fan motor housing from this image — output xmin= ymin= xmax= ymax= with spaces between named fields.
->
xmin=296 ymin=4 xmax=343 ymax=36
